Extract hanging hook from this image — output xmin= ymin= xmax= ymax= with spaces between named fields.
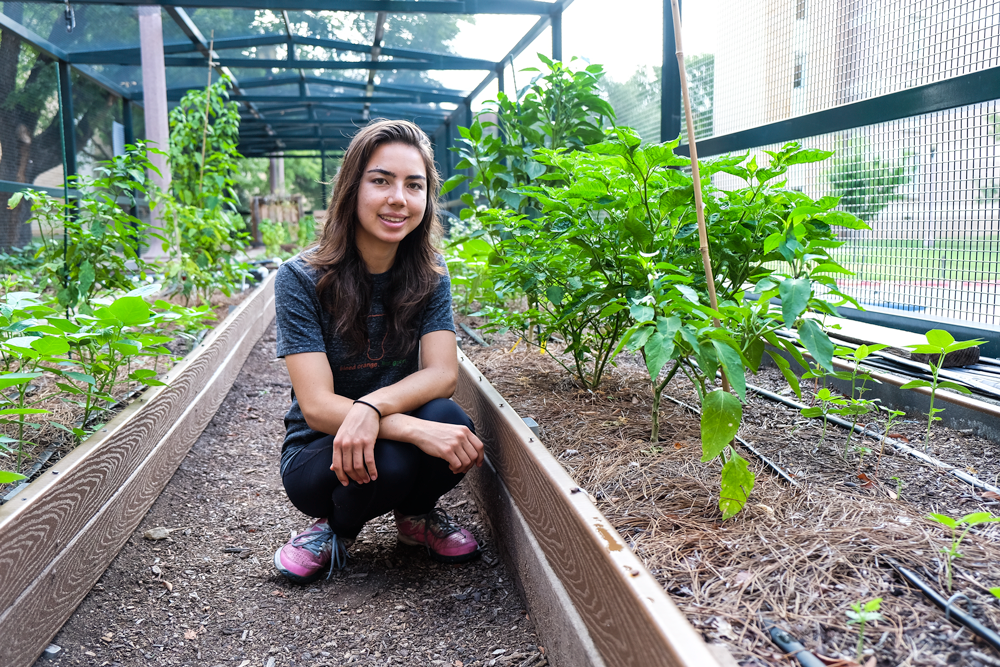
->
xmin=64 ymin=0 xmax=76 ymax=33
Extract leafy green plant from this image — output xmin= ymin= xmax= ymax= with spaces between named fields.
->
xmin=926 ymin=511 xmax=1000 ymax=592
xmin=806 ymin=344 xmax=884 ymax=456
xmin=158 ymin=75 xmax=249 ymax=303
xmin=259 ymin=219 xmax=288 ymax=258
xmin=901 ymin=330 xmax=984 ymax=451
xmin=444 ymin=55 xmax=614 ymax=213
xmin=876 ymin=408 xmax=905 ymax=477
xmin=846 ymin=597 xmax=883 ymax=663
xmin=9 ymin=144 xmax=162 ymax=312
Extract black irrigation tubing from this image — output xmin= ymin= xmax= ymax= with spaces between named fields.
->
xmin=0 ymin=443 xmax=58 ymax=505
xmin=658 ymin=393 xmax=801 ymax=487
xmin=744 ymin=381 xmax=1000 ymax=497
xmin=763 ymin=621 xmax=826 ymax=667
xmin=882 ymin=555 xmax=1000 ymax=653
xmin=459 ymin=322 xmax=488 ymax=347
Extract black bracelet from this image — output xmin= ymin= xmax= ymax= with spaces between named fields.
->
xmin=354 ymin=399 xmax=383 ymax=420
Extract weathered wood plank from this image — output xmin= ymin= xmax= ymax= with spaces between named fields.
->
xmin=454 ymin=354 xmax=719 ymax=667
xmin=0 ymin=275 xmax=275 ymax=645
xmin=465 ymin=462 xmax=606 ymax=667
xmin=0 ymin=284 xmax=274 ymax=667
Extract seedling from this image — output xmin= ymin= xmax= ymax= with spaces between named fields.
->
xmin=902 ymin=330 xmax=984 ymax=451
xmin=800 ymin=387 xmax=845 ymax=445
xmin=926 ymin=511 xmax=1000 ymax=592
xmin=846 ymin=597 xmax=883 ymax=663
xmin=991 ymin=587 xmax=1000 ymax=600
xmin=890 ymin=476 xmax=903 ymax=500
xmin=876 ymin=409 xmax=905 ymax=477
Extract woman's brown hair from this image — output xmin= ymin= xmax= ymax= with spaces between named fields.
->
xmin=307 ymin=119 xmax=444 ymax=356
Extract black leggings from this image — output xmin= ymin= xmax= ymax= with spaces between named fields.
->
xmin=281 ymin=398 xmax=474 ymax=539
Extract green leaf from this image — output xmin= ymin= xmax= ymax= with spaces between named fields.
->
xmin=959 ymin=512 xmax=998 ymax=526
xmin=719 ymin=452 xmax=755 ymax=519
xmin=109 ymin=296 xmax=152 ymax=326
xmin=766 ymin=350 xmax=801 ymax=399
xmin=78 ymin=260 xmax=96 ymax=303
xmin=925 ymin=329 xmax=955 ymax=348
xmin=701 ymin=390 xmax=742 ymax=462
xmin=900 ymin=379 xmax=932 ymax=390
xmin=937 ymin=381 xmax=972 ymax=394
xmin=763 ymin=232 xmax=783 ymax=254
xmin=800 ymin=406 xmax=824 ymax=418
xmin=440 ymin=174 xmax=468 ymax=196
xmin=713 ymin=340 xmax=747 ymax=401
xmin=30 ymin=336 xmax=70 ymax=356
xmin=927 ymin=513 xmax=957 ymax=528
xmin=629 ymin=303 xmax=654 ymax=323
xmin=545 ymin=286 xmax=565 ymax=306
xmin=0 ymin=372 xmax=43 ymax=390
xmin=0 ymin=470 xmax=26 ymax=484
xmin=644 ymin=317 xmax=680 ymax=378
xmin=779 ymin=278 xmax=811 ymax=326
xmin=0 ymin=408 xmax=49 ymax=415
xmin=61 ymin=371 xmax=96 ymax=385
xmin=798 ymin=319 xmax=834 ymax=373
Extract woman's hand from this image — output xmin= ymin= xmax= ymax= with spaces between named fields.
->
xmin=410 ymin=421 xmax=485 ymax=474
xmin=331 ymin=403 xmax=381 ymax=485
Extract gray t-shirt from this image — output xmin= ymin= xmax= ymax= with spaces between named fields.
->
xmin=274 ymin=253 xmax=456 ymax=475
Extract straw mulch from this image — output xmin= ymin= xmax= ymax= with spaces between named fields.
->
xmin=462 ymin=333 xmax=1000 ymax=667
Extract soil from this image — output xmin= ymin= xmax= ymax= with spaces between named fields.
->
xmin=458 ymin=321 xmax=1000 ymax=667
xmin=40 ymin=323 xmax=545 ymax=667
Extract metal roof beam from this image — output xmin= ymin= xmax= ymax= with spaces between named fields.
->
xmin=98 ymin=55 xmax=493 ymax=70
xmin=39 ymin=1 xmax=556 ymax=15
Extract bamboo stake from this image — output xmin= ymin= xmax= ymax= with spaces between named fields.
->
xmin=670 ymin=0 xmax=730 ymax=395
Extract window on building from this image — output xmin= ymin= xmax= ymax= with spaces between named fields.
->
xmin=796 ymin=0 xmax=807 ymax=20
xmin=794 ymin=53 xmax=804 ymax=88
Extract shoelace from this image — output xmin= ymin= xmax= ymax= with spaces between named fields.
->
xmin=424 ymin=507 xmax=462 ymax=539
xmin=290 ymin=525 xmax=350 ymax=580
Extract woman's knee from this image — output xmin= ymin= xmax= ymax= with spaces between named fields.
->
xmin=413 ymin=398 xmax=474 ymax=432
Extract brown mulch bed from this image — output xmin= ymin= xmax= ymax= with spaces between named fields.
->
xmin=458 ymin=322 xmax=1000 ymax=667
xmin=42 ymin=323 xmax=545 ymax=667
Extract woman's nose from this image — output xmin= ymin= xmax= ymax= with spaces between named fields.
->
xmin=386 ymin=183 xmax=406 ymax=205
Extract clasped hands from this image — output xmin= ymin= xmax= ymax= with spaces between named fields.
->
xmin=330 ymin=400 xmax=484 ymax=486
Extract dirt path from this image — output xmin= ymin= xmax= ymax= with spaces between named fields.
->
xmin=41 ymin=324 xmax=544 ymax=667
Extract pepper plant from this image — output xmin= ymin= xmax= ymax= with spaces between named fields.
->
xmin=926 ymin=511 xmax=1000 ymax=592
xmin=8 ymin=144 xmax=163 ymax=312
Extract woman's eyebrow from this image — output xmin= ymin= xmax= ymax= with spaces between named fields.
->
xmin=366 ymin=168 xmax=425 ymax=180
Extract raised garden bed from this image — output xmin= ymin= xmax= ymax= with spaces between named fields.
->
xmin=458 ymin=327 xmax=1000 ymax=667
xmin=0 ymin=272 xmax=276 ymax=667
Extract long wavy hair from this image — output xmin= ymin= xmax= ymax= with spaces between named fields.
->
xmin=307 ymin=119 xmax=444 ymax=356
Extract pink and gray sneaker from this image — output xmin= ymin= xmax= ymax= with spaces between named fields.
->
xmin=273 ymin=518 xmax=349 ymax=584
xmin=395 ymin=508 xmax=480 ymax=564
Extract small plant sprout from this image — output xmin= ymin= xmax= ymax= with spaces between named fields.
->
xmin=901 ymin=330 xmax=984 ymax=451
xmin=800 ymin=387 xmax=846 ymax=445
xmin=926 ymin=511 xmax=1000 ymax=592
xmin=991 ymin=587 xmax=1000 ymax=600
xmin=846 ymin=597 xmax=883 ymax=663
xmin=876 ymin=408 xmax=905 ymax=477
xmin=890 ymin=476 xmax=903 ymax=500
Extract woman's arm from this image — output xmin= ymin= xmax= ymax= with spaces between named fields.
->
xmin=285 ymin=330 xmax=482 ymax=486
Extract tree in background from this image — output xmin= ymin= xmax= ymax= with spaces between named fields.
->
xmin=824 ymin=136 xmax=912 ymax=225
xmin=601 ymin=54 xmax=713 ymax=144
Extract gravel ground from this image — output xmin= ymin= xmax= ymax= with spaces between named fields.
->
xmin=39 ymin=323 xmax=545 ymax=667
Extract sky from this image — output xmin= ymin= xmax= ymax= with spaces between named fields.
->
xmin=435 ymin=0 xmax=717 ymax=105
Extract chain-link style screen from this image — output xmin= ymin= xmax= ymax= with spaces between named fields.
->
xmin=712 ymin=100 xmax=1000 ymax=326
xmin=0 ymin=30 xmax=61 ymax=247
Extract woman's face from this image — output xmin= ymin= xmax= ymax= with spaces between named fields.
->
xmin=354 ymin=141 xmax=427 ymax=268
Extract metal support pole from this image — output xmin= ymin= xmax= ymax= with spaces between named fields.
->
xmin=464 ymin=99 xmax=473 ymax=130
xmin=122 ymin=97 xmax=139 ymax=224
xmin=661 ymin=0 xmax=682 ymax=142
xmin=122 ymin=98 xmax=135 ymax=146
xmin=443 ymin=118 xmax=452 ymax=181
xmin=320 ymin=144 xmax=327 ymax=209
xmin=551 ymin=9 xmax=562 ymax=62
xmin=497 ymin=63 xmax=505 ymax=96
xmin=58 ymin=60 xmax=77 ymax=182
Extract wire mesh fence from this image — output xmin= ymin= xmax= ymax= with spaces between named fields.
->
xmin=686 ymin=0 xmax=1000 ymax=328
